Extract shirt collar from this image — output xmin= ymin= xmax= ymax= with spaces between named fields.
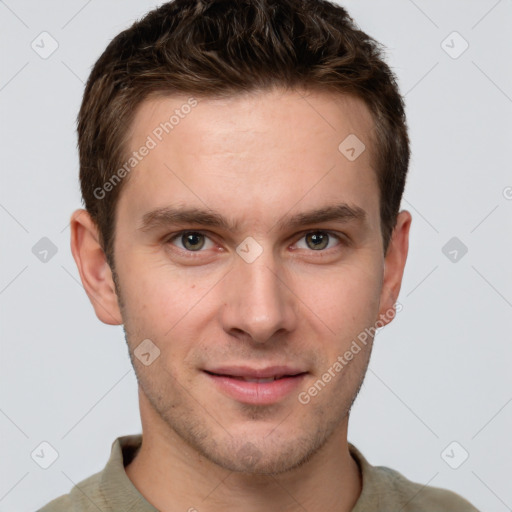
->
xmin=100 ymin=434 xmax=380 ymax=511
xmin=99 ymin=434 xmax=158 ymax=511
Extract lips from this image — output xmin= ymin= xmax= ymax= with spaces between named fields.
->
xmin=203 ymin=365 xmax=308 ymax=404
xmin=205 ymin=365 xmax=305 ymax=377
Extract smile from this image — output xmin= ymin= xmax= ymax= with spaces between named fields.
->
xmin=203 ymin=367 xmax=308 ymax=405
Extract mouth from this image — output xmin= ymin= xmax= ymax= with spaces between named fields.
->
xmin=205 ymin=372 xmax=304 ymax=382
xmin=203 ymin=366 xmax=308 ymax=405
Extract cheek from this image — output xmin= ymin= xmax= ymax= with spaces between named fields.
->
xmin=118 ymin=250 xmax=194 ymax=313
xmin=117 ymin=241 xmax=383 ymax=352
xmin=293 ymin=256 xmax=382 ymax=339
xmin=117 ymin=255 xmax=220 ymax=360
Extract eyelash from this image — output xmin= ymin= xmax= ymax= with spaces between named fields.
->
xmin=165 ymin=230 xmax=348 ymax=256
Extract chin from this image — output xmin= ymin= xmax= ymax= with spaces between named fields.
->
xmin=197 ymin=428 xmax=329 ymax=475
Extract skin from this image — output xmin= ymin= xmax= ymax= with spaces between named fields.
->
xmin=70 ymin=88 xmax=411 ymax=512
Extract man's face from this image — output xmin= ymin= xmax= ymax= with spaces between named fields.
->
xmin=110 ymin=88 xmax=398 ymax=474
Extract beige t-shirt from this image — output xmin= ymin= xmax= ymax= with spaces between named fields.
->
xmin=38 ymin=434 xmax=479 ymax=511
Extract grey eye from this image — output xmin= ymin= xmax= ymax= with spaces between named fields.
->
xmin=181 ymin=232 xmax=206 ymax=251
xmin=304 ymin=232 xmax=330 ymax=250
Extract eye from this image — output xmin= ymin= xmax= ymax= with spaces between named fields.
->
xmin=168 ymin=231 xmax=215 ymax=252
xmin=294 ymin=231 xmax=342 ymax=251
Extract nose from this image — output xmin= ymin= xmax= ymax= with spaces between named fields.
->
xmin=219 ymin=251 xmax=298 ymax=344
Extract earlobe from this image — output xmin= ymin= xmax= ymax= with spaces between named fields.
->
xmin=377 ymin=210 xmax=412 ymax=326
xmin=69 ymin=209 xmax=123 ymax=325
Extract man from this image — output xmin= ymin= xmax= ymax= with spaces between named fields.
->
xmin=39 ymin=0 xmax=479 ymax=510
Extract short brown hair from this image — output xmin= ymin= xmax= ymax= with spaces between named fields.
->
xmin=77 ymin=0 xmax=409 ymax=268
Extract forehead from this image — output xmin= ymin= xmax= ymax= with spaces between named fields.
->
xmin=126 ymin=88 xmax=375 ymax=157
xmin=118 ymin=88 xmax=380 ymax=231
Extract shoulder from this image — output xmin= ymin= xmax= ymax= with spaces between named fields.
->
xmin=373 ymin=464 xmax=479 ymax=511
xmin=37 ymin=434 xmax=149 ymax=512
xmin=37 ymin=471 xmax=107 ymax=512
xmin=349 ymin=444 xmax=480 ymax=512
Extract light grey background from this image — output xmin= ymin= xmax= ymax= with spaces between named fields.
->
xmin=1 ymin=1 xmax=511 ymax=511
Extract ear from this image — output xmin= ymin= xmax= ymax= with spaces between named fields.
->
xmin=376 ymin=209 xmax=412 ymax=326
xmin=70 ymin=209 xmax=123 ymax=325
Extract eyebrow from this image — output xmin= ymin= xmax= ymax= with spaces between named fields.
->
xmin=138 ymin=203 xmax=367 ymax=233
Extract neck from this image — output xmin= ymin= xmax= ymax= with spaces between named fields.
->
xmin=125 ymin=392 xmax=361 ymax=512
